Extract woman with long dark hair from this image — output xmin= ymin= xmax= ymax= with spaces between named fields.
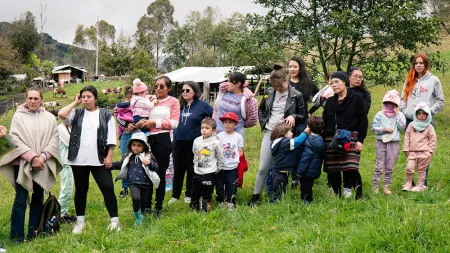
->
xmin=169 ymin=81 xmax=213 ymax=204
xmin=348 ymin=67 xmax=371 ymax=115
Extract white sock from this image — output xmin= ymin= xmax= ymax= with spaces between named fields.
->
xmin=77 ymin=216 xmax=85 ymax=223
xmin=110 ymin=217 xmax=119 ymax=222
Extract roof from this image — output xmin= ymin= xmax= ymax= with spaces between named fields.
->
xmin=158 ymin=66 xmax=255 ymax=83
xmin=52 ymin=65 xmax=87 ymax=74
xmin=10 ymin=74 xmax=27 ymax=80
xmin=52 ymin=70 xmax=72 ymax=74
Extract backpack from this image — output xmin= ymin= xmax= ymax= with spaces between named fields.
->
xmin=34 ymin=192 xmax=61 ymax=236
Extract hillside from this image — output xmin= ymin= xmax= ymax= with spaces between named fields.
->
xmin=0 ymin=21 xmax=92 ymax=69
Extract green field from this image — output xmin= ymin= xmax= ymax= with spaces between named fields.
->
xmin=0 ymin=73 xmax=449 ymax=252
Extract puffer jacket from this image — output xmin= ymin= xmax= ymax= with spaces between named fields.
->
xmin=114 ymin=102 xmax=133 ymax=137
xmin=259 ymin=85 xmax=305 ymax=132
xmin=115 ymin=151 xmax=160 ymax=187
xmin=296 ymin=134 xmax=325 ymax=179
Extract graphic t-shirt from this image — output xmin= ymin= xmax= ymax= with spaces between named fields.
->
xmin=266 ymin=90 xmax=289 ymax=130
xmin=216 ymin=92 xmax=244 ymax=136
xmin=217 ymin=131 xmax=244 ymax=170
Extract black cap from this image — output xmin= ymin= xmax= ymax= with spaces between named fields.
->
xmin=330 ymin=71 xmax=349 ymax=87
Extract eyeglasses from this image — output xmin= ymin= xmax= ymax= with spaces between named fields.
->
xmin=182 ymin=89 xmax=191 ymax=93
xmin=156 ymin=84 xmax=165 ymax=89
xmin=351 ymin=75 xmax=364 ymax=80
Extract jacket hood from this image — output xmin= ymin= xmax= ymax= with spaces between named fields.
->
xmin=420 ymin=71 xmax=433 ymax=81
xmin=17 ymin=104 xmax=46 ymax=115
xmin=271 ymin=137 xmax=284 ymax=155
xmin=307 ymin=135 xmax=325 ymax=153
xmin=116 ymin=101 xmax=131 ymax=108
xmin=413 ymin=102 xmax=432 ymax=131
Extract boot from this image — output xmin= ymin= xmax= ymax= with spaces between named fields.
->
xmin=383 ymin=185 xmax=392 ymax=195
xmin=201 ymin=199 xmax=211 ymax=212
xmin=247 ymin=194 xmax=261 ymax=207
xmin=402 ymin=173 xmax=413 ymax=191
xmin=134 ymin=209 xmax=144 ymax=226
xmin=372 ymin=186 xmax=379 ymax=194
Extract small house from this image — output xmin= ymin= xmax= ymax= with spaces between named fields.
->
xmin=51 ymin=65 xmax=87 ymax=83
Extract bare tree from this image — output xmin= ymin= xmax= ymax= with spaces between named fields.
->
xmin=38 ymin=0 xmax=47 ymax=62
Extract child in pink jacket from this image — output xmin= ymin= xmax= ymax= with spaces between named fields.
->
xmin=130 ymin=78 xmax=156 ymax=136
xmin=402 ymin=102 xmax=436 ymax=192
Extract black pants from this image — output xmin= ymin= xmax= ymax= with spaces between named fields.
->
xmin=327 ymin=170 xmax=363 ymax=199
xmin=146 ymin=132 xmax=172 ymax=211
xmin=270 ymin=171 xmax=289 ymax=203
xmin=215 ymin=169 xmax=238 ymax=204
xmin=190 ymin=172 xmax=215 ymax=212
xmin=129 ymin=185 xmax=151 ymax=212
xmin=300 ymin=176 xmax=315 ymax=203
xmin=72 ymin=165 xmax=118 ymax=217
xmin=172 ymin=140 xmax=195 ymax=199
xmin=11 ymin=166 xmax=44 ymax=242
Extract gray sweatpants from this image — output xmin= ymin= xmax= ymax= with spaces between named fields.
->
xmin=372 ymin=140 xmax=400 ymax=187
xmin=253 ymin=130 xmax=274 ymax=194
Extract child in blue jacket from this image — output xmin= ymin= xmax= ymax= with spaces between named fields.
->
xmin=296 ymin=116 xmax=325 ymax=205
xmin=269 ymin=123 xmax=309 ymax=203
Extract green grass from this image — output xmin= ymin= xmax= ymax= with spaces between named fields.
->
xmin=0 ymin=76 xmax=449 ymax=252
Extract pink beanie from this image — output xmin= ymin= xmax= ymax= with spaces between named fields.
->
xmin=382 ymin=90 xmax=400 ymax=107
xmin=133 ymin=78 xmax=148 ymax=93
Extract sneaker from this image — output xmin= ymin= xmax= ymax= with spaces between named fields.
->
xmin=119 ymin=189 xmax=128 ymax=198
xmin=247 ymin=194 xmax=261 ymax=207
xmin=227 ymin=203 xmax=235 ymax=210
xmin=184 ymin=197 xmax=191 ymax=204
xmin=372 ymin=186 xmax=379 ymax=194
xmin=411 ymin=185 xmax=426 ymax=192
xmin=153 ymin=209 xmax=162 ymax=218
xmin=168 ymin=197 xmax=178 ymax=204
xmin=402 ymin=183 xmax=412 ymax=191
xmin=217 ymin=202 xmax=226 ymax=208
xmin=343 ymin=188 xmax=352 ymax=198
xmin=383 ymin=185 xmax=392 ymax=195
xmin=0 ymin=247 xmax=5 ymax=253
xmin=72 ymin=221 xmax=86 ymax=234
xmin=61 ymin=213 xmax=77 ymax=224
xmin=107 ymin=218 xmax=121 ymax=231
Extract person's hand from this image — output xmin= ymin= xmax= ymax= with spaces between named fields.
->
xmin=137 ymin=119 xmax=156 ymax=129
xmin=355 ymin=141 xmax=364 ymax=152
xmin=125 ymin=123 xmax=136 ymax=133
xmin=221 ymin=82 xmax=230 ymax=91
xmin=404 ymin=151 xmax=409 ymax=157
xmin=31 ymin=156 xmax=45 ymax=171
xmin=135 ymin=120 xmax=146 ymax=129
xmin=143 ymin=159 xmax=150 ymax=165
xmin=383 ymin=128 xmax=393 ymax=133
xmin=74 ymin=94 xmax=81 ymax=104
xmin=104 ymin=156 xmax=113 ymax=169
xmin=243 ymin=87 xmax=253 ymax=99
xmin=284 ymin=116 xmax=295 ymax=127
xmin=0 ymin=125 xmax=7 ymax=138
xmin=304 ymin=126 xmax=310 ymax=135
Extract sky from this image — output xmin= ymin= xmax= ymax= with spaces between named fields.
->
xmin=0 ymin=0 xmax=268 ymax=45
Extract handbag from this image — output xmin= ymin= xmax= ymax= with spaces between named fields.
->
xmin=329 ymin=110 xmax=352 ymax=154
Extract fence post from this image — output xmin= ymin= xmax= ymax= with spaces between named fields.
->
xmin=203 ymin=81 xmax=210 ymax=102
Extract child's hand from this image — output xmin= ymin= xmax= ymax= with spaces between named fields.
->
xmin=303 ymin=127 xmax=310 ymax=135
xmin=383 ymin=128 xmax=393 ymax=133
xmin=143 ymin=159 xmax=150 ymax=165
xmin=404 ymin=151 xmax=409 ymax=157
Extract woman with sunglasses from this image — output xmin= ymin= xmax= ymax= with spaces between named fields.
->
xmin=348 ymin=67 xmax=371 ymax=115
xmin=135 ymin=76 xmax=180 ymax=217
xmin=168 ymin=81 xmax=213 ymax=205
xmin=213 ymin=72 xmax=258 ymax=137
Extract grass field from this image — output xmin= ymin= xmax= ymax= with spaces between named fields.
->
xmin=0 ymin=73 xmax=449 ymax=252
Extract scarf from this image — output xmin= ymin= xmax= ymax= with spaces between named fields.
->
xmin=413 ymin=102 xmax=432 ymax=132
xmin=382 ymin=103 xmax=397 ymax=118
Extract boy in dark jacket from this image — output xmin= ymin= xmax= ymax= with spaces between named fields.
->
xmin=269 ymin=123 xmax=309 ymax=203
xmin=296 ymin=116 xmax=325 ymax=205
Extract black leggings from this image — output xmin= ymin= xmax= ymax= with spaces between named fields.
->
xmin=72 ymin=165 xmax=118 ymax=217
xmin=327 ymin=170 xmax=363 ymax=199
xmin=172 ymin=140 xmax=195 ymax=199
xmin=146 ymin=132 xmax=172 ymax=211
xmin=129 ymin=185 xmax=151 ymax=212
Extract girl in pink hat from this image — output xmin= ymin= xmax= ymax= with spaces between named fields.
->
xmin=130 ymin=78 xmax=156 ymax=136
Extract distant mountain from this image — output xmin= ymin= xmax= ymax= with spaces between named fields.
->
xmin=0 ymin=21 xmax=93 ymax=70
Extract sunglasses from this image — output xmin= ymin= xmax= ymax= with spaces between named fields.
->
xmin=156 ymin=84 xmax=166 ymax=89
xmin=182 ymin=89 xmax=191 ymax=93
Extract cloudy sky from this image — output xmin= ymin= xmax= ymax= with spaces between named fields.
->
xmin=0 ymin=0 xmax=267 ymax=45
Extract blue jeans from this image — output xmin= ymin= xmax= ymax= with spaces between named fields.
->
xmin=119 ymin=132 xmax=133 ymax=189
xmin=11 ymin=166 xmax=44 ymax=243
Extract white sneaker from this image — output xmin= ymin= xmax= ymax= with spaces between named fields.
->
xmin=184 ymin=197 xmax=191 ymax=204
xmin=227 ymin=203 xmax=235 ymax=210
xmin=343 ymin=188 xmax=352 ymax=198
xmin=217 ymin=202 xmax=226 ymax=208
xmin=72 ymin=221 xmax=86 ymax=234
xmin=168 ymin=197 xmax=178 ymax=204
xmin=0 ymin=247 xmax=5 ymax=253
xmin=107 ymin=218 xmax=121 ymax=231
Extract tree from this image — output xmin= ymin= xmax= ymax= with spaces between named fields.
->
xmin=130 ymin=48 xmax=157 ymax=83
xmin=38 ymin=1 xmax=47 ymax=62
xmin=0 ymin=36 xmax=21 ymax=80
xmin=41 ymin=60 xmax=55 ymax=80
xmin=254 ymin=0 xmax=440 ymax=85
xmin=100 ymin=32 xmax=133 ymax=76
xmin=7 ymin=11 xmax=40 ymax=63
xmin=136 ymin=0 xmax=175 ymax=70
xmin=427 ymin=0 xmax=450 ymax=33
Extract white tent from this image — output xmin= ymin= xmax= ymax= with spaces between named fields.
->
xmin=158 ymin=66 xmax=255 ymax=83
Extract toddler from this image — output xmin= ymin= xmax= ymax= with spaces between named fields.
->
xmin=130 ymin=78 xmax=156 ymax=135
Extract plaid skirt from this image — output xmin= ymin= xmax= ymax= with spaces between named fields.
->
xmin=323 ymin=132 xmax=361 ymax=173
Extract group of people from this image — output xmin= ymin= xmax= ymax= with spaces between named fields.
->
xmin=0 ymin=52 xmax=445 ymax=245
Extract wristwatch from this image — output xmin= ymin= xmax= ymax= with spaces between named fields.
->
xmin=40 ymin=152 xmax=47 ymax=161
